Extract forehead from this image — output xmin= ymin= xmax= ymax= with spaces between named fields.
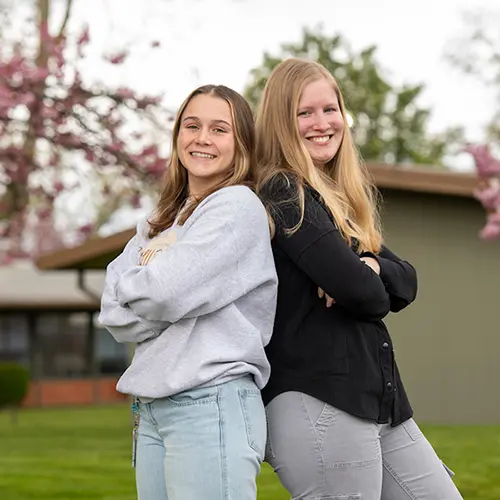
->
xmin=182 ymin=94 xmax=233 ymax=123
xmin=299 ymin=78 xmax=338 ymax=107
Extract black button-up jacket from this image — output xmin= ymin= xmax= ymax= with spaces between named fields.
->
xmin=261 ymin=176 xmax=417 ymax=426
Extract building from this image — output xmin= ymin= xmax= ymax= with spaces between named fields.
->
xmin=0 ymin=263 xmax=127 ymax=406
xmin=18 ymin=163 xmax=500 ymax=423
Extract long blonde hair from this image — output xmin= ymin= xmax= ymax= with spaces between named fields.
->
xmin=148 ymin=85 xmax=255 ymax=239
xmin=255 ymin=58 xmax=382 ymax=253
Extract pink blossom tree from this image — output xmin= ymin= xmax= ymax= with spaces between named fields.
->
xmin=465 ymin=144 xmax=500 ymax=240
xmin=0 ymin=0 xmax=171 ymax=264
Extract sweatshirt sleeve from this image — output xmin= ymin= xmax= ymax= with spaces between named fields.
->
xmin=98 ymin=234 xmax=169 ymax=344
xmin=115 ymin=187 xmax=276 ymax=323
xmin=361 ymin=246 xmax=418 ymax=313
xmin=266 ymin=177 xmax=390 ymax=321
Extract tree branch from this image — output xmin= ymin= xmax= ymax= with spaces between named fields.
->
xmin=57 ymin=0 xmax=74 ymax=40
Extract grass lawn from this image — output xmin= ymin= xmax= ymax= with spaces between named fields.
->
xmin=0 ymin=405 xmax=498 ymax=500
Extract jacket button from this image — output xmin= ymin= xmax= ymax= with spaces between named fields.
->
xmin=382 ymin=342 xmax=389 ymax=349
xmin=386 ymin=381 xmax=393 ymax=389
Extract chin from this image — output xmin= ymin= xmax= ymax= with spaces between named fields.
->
xmin=313 ymin=154 xmax=335 ymax=164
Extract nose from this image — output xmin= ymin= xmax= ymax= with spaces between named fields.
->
xmin=195 ymin=127 xmax=212 ymax=145
xmin=312 ymin=112 xmax=330 ymax=131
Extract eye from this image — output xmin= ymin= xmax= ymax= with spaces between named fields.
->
xmin=325 ymin=107 xmax=338 ymax=113
xmin=298 ymin=110 xmax=310 ymax=117
xmin=185 ymin=124 xmax=198 ymax=130
xmin=214 ymin=127 xmax=227 ymax=133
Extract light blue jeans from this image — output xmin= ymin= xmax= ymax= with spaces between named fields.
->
xmin=135 ymin=375 xmax=266 ymax=500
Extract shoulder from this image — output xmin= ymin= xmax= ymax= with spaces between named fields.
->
xmin=188 ymin=185 xmax=267 ymax=226
xmin=201 ymin=185 xmax=263 ymax=212
xmin=135 ymin=213 xmax=153 ymax=242
xmin=260 ymin=172 xmax=299 ymax=203
xmin=260 ymin=174 xmax=324 ymax=226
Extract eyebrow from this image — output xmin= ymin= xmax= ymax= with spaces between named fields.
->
xmin=182 ymin=116 xmax=232 ymax=127
xmin=298 ymin=102 xmax=338 ymax=110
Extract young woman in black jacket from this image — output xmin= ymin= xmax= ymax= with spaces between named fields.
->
xmin=255 ymin=58 xmax=462 ymax=500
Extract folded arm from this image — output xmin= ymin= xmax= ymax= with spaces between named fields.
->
xmin=361 ymin=246 xmax=418 ymax=312
xmin=116 ymin=187 xmax=275 ymax=323
xmin=98 ymin=234 xmax=169 ymax=344
xmin=269 ymin=180 xmax=391 ymax=321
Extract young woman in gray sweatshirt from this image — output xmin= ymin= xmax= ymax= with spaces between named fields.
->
xmin=98 ymin=85 xmax=278 ymax=500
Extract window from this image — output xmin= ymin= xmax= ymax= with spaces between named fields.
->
xmin=95 ymin=315 xmax=129 ymax=375
xmin=37 ymin=313 xmax=89 ymax=378
xmin=0 ymin=314 xmax=29 ymax=365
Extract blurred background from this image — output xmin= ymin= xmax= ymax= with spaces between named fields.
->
xmin=0 ymin=1 xmax=499 ymax=499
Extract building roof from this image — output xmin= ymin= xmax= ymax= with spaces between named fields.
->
xmin=34 ymin=163 xmax=479 ymax=272
xmin=36 ymin=227 xmax=135 ymax=272
xmin=368 ymin=162 xmax=477 ymax=197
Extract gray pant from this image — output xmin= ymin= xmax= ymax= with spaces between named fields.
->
xmin=265 ymin=392 xmax=463 ymax=500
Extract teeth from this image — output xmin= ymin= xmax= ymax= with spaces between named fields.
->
xmin=309 ymin=136 xmax=330 ymax=143
xmin=191 ymin=152 xmax=215 ymax=159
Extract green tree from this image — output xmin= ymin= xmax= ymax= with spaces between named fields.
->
xmin=245 ymin=27 xmax=457 ymax=165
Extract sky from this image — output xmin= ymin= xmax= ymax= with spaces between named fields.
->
xmin=50 ymin=0 xmax=497 ymax=153
xmin=41 ymin=0 xmax=499 ymax=172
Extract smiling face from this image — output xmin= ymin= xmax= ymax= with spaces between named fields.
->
xmin=177 ymin=93 xmax=236 ymax=196
xmin=297 ymin=78 xmax=345 ymax=167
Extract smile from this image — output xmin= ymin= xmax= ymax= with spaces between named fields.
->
xmin=307 ymin=135 xmax=332 ymax=144
xmin=190 ymin=152 xmax=216 ymax=159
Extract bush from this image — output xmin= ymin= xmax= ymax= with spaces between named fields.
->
xmin=0 ymin=363 xmax=29 ymax=408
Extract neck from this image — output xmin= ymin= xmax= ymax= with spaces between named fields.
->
xmin=187 ymin=179 xmax=211 ymax=198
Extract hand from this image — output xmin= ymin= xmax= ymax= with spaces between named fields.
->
xmin=360 ymin=256 xmax=381 ymax=275
xmin=318 ymin=287 xmax=336 ymax=307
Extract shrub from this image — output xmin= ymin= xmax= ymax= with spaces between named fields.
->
xmin=0 ymin=363 xmax=29 ymax=408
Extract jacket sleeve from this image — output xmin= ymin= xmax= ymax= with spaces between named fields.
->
xmin=361 ymin=246 xmax=418 ymax=313
xmin=115 ymin=188 xmax=276 ymax=323
xmin=98 ymin=234 xmax=169 ymax=344
xmin=267 ymin=178 xmax=390 ymax=321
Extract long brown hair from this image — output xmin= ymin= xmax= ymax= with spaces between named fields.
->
xmin=255 ymin=58 xmax=382 ymax=253
xmin=148 ymin=84 xmax=255 ymax=239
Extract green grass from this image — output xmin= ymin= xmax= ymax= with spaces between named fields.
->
xmin=0 ymin=405 xmax=498 ymax=500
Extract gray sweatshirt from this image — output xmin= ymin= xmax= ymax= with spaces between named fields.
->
xmin=98 ymin=185 xmax=278 ymax=398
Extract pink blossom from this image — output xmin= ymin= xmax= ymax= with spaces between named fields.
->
xmin=116 ymin=87 xmax=135 ymax=99
xmin=0 ymin=11 xmax=171 ymax=260
xmin=464 ymin=144 xmax=500 ymax=178
xmin=77 ymin=25 xmax=90 ymax=46
xmin=41 ymin=105 xmax=59 ymax=119
xmin=78 ymin=223 xmax=94 ymax=237
xmin=84 ymin=150 xmax=96 ymax=162
xmin=131 ymin=193 xmax=142 ymax=208
xmin=146 ymin=158 xmax=167 ymax=178
xmin=25 ymin=67 xmax=49 ymax=82
xmin=106 ymin=51 xmax=128 ymax=65
xmin=37 ymin=207 xmax=52 ymax=219
xmin=480 ymin=213 xmax=500 ymax=241
xmin=136 ymin=95 xmax=162 ymax=109
xmin=473 ymin=180 xmax=500 ymax=211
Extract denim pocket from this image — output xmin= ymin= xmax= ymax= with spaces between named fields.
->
xmin=238 ymin=389 xmax=266 ymax=459
xmin=167 ymin=385 xmax=218 ymax=406
xmin=401 ymin=418 xmax=423 ymax=442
